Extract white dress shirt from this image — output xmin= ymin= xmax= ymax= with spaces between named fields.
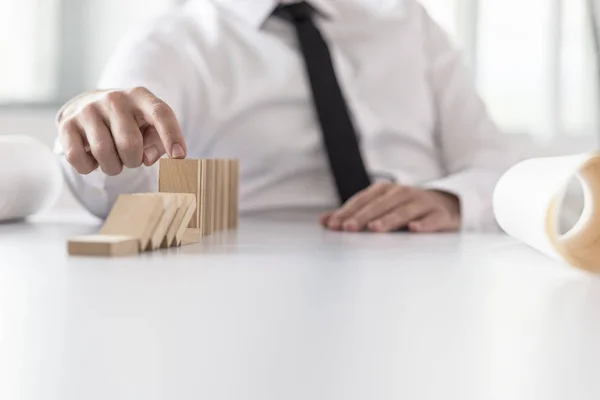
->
xmin=56 ymin=0 xmax=518 ymax=231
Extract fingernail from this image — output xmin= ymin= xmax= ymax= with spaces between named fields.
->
xmin=171 ymin=143 xmax=185 ymax=158
xmin=144 ymin=146 xmax=159 ymax=164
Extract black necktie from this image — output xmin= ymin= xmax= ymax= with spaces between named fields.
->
xmin=274 ymin=2 xmax=371 ymax=204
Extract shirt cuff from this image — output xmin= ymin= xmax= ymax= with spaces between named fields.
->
xmin=420 ymin=174 xmax=489 ymax=232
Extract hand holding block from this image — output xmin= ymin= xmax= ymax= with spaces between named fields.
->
xmin=68 ymin=235 xmax=139 ymax=257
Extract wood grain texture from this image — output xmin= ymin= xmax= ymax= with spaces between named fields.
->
xmin=159 ymin=159 xmax=201 ymax=229
xmin=205 ymin=159 xmax=217 ymax=235
xmin=199 ymin=159 xmax=209 ymax=236
xmin=68 ymin=235 xmax=139 ymax=257
xmin=180 ymin=228 xmax=202 ymax=246
xmin=222 ymin=160 xmax=230 ymax=230
xmin=100 ymin=194 xmax=164 ymax=250
xmin=138 ymin=193 xmax=179 ymax=251
xmin=162 ymin=193 xmax=196 ymax=248
xmin=174 ymin=196 xmax=198 ymax=246
xmin=230 ymin=159 xmax=240 ymax=229
xmin=215 ymin=159 xmax=225 ymax=232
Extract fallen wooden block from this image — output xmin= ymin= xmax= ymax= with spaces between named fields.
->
xmin=68 ymin=235 xmax=139 ymax=257
xmin=138 ymin=193 xmax=179 ymax=251
xmin=100 ymin=194 xmax=164 ymax=251
xmin=180 ymin=228 xmax=202 ymax=246
xmin=174 ymin=196 xmax=198 ymax=246
xmin=162 ymin=193 xmax=197 ymax=248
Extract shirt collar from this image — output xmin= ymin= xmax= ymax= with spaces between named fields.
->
xmin=210 ymin=0 xmax=339 ymax=28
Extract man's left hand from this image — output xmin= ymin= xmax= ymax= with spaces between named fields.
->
xmin=321 ymin=183 xmax=461 ymax=233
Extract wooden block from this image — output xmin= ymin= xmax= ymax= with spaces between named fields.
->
xmin=159 ymin=159 xmax=201 ymax=229
xmin=161 ymin=193 xmax=196 ymax=248
xmin=100 ymin=194 xmax=164 ymax=251
xmin=68 ymin=235 xmax=139 ymax=257
xmin=230 ymin=159 xmax=240 ymax=229
xmin=160 ymin=193 xmax=184 ymax=248
xmin=135 ymin=193 xmax=179 ymax=251
xmin=222 ymin=160 xmax=230 ymax=230
xmin=205 ymin=159 xmax=217 ymax=236
xmin=215 ymin=159 xmax=225 ymax=232
xmin=181 ymin=228 xmax=202 ymax=246
xmin=199 ymin=159 xmax=209 ymax=237
xmin=174 ymin=196 xmax=198 ymax=246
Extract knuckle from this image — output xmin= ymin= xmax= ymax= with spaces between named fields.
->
xmin=102 ymin=90 xmax=128 ymax=109
xmin=90 ymin=139 xmax=115 ymax=159
xmin=150 ymin=102 xmax=173 ymax=121
xmin=127 ymin=86 xmax=151 ymax=98
xmin=79 ymin=103 xmax=99 ymax=120
xmin=372 ymin=182 xmax=390 ymax=192
xmin=59 ymin=117 xmax=78 ymax=133
xmin=64 ymin=148 xmax=84 ymax=166
xmin=119 ymin=136 xmax=143 ymax=154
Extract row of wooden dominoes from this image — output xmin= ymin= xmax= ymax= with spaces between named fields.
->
xmin=68 ymin=158 xmax=240 ymax=257
xmin=158 ymin=158 xmax=240 ymax=235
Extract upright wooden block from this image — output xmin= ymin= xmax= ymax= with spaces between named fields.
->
xmin=68 ymin=235 xmax=139 ymax=257
xmin=215 ymin=159 xmax=225 ymax=232
xmin=100 ymin=194 xmax=164 ymax=251
xmin=162 ymin=193 xmax=196 ymax=248
xmin=199 ymin=159 xmax=209 ymax=236
xmin=205 ymin=159 xmax=217 ymax=235
xmin=222 ymin=160 xmax=230 ymax=230
xmin=139 ymin=193 xmax=179 ymax=251
xmin=159 ymin=159 xmax=201 ymax=229
xmin=230 ymin=159 xmax=240 ymax=229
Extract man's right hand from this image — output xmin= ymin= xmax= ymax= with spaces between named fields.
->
xmin=57 ymin=87 xmax=187 ymax=176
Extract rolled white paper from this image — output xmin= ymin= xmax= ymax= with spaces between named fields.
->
xmin=0 ymin=135 xmax=63 ymax=221
xmin=493 ymin=153 xmax=600 ymax=272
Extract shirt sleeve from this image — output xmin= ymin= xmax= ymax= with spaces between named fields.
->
xmin=54 ymin=30 xmax=190 ymax=219
xmin=415 ymin=3 xmax=522 ymax=232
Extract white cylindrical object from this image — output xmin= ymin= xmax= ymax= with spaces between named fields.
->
xmin=493 ymin=152 xmax=600 ymax=272
xmin=0 ymin=135 xmax=63 ymax=221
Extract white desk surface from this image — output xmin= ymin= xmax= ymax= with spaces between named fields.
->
xmin=1 ymin=211 xmax=599 ymax=400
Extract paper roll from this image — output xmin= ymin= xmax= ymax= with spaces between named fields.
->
xmin=0 ymin=135 xmax=63 ymax=221
xmin=493 ymin=153 xmax=600 ymax=272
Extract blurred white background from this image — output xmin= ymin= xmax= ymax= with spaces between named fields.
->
xmin=0 ymin=0 xmax=599 ymax=210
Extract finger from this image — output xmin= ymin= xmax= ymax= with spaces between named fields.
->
xmin=130 ymin=87 xmax=187 ymax=159
xmin=328 ymin=183 xmax=392 ymax=230
xmin=320 ymin=211 xmax=334 ymax=227
xmin=408 ymin=211 xmax=457 ymax=233
xmin=409 ymin=212 xmax=453 ymax=233
xmin=79 ymin=105 xmax=123 ymax=176
xmin=59 ymin=118 xmax=98 ymax=174
xmin=368 ymin=200 xmax=432 ymax=233
xmin=100 ymin=91 xmax=144 ymax=168
xmin=343 ymin=185 xmax=416 ymax=232
xmin=140 ymin=125 xmax=167 ymax=166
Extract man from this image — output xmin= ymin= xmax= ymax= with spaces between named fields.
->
xmin=55 ymin=0 xmax=516 ymax=233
